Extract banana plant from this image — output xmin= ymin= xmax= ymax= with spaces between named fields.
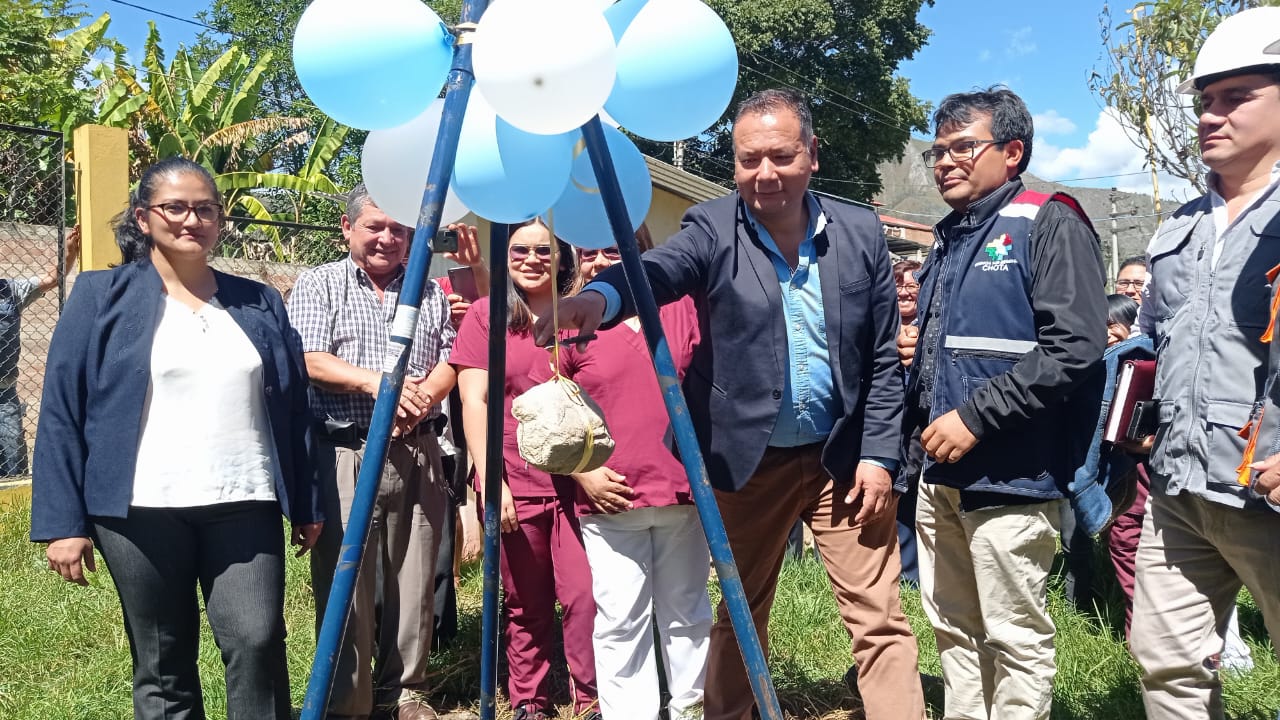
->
xmin=91 ymin=23 xmax=347 ymax=260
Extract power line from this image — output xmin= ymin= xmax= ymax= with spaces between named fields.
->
xmin=1044 ymin=171 xmax=1151 ymax=184
xmin=104 ymin=0 xmax=226 ymax=34
xmin=738 ymin=64 xmax=913 ymax=136
xmin=746 ymin=51 xmax=913 ymax=133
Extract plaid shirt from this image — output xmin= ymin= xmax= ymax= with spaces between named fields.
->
xmin=288 ymin=257 xmax=455 ymax=425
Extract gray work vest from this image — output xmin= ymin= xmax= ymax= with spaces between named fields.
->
xmin=1145 ymin=187 xmax=1280 ymax=511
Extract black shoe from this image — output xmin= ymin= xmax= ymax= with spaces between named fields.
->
xmin=844 ymin=663 xmax=860 ymax=696
xmin=511 ymin=704 xmax=548 ymax=720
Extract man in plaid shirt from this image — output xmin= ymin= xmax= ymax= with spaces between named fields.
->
xmin=288 ymin=184 xmax=458 ymax=720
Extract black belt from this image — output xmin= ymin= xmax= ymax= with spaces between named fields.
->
xmin=318 ymin=419 xmax=436 ymax=444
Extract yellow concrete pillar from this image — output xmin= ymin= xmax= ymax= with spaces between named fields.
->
xmin=72 ymin=124 xmax=128 ymax=270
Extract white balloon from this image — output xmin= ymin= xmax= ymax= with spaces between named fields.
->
xmin=472 ymin=0 xmax=617 ymax=135
xmin=361 ymin=99 xmax=470 ymax=228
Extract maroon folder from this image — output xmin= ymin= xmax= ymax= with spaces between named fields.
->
xmin=1104 ymin=359 xmax=1156 ymax=443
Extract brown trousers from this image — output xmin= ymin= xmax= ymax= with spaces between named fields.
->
xmin=311 ymin=432 xmax=448 ymax=718
xmin=704 ymin=444 xmax=925 ymax=720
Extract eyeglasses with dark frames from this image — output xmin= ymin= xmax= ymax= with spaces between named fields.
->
xmin=921 ymin=139 xmax=1007 ymax=168
xmin=509 ymin=244 xmax=553 ymax=261
xmin=1115 ymin=279 xmax=1146 ymax=290
xmin=579 ymin=247 xmax=621 ymax=262
xmin=148 ymin=202 xmax=224 ymax=224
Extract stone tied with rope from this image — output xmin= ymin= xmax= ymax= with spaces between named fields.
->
xmin=512 ymin=370 xmax=614 ymax=474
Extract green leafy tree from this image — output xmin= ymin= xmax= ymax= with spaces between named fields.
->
xmin=0 ymin=2 xmax=124 ymax=224
xmin=667 ymin=0 xmax=933 ymax=200
xmin=0 ymin=0 xmax=125 ymax=132
xmin=1091 ymin=0 xmax=1280 ymax=196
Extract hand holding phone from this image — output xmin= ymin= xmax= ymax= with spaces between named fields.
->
xmin=448 ymin=266 xmax=480 ymax=302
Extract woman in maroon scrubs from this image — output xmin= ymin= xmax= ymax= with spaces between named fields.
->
xmin=450 ymin=220 xmax=597 ymax=720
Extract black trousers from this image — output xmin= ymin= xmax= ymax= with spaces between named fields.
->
xmin=92 ymin=501 xmax=290 ymax=720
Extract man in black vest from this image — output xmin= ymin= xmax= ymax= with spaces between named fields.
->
xmin=899 ymin=87 xmax=1107 ymax=720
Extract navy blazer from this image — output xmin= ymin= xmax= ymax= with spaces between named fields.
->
xmin=30 ymin=259 xmax=323 ymax=542
xmin=594 ymin=192 xmax=905 ymax=493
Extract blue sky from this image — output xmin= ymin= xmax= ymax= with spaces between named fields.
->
xmin=79 ymin=0 xmax=1193 ymax=200
xmin=901 ymin=1 xmax=1194 ymax=200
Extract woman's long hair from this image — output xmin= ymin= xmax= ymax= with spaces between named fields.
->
xmin=506 ymin=219 xmax=578 ymax=334
xmin=111 ymin=157 xmax=219 ymax=264
xmin=1107 ymin=293 xmax=1139 ymax=329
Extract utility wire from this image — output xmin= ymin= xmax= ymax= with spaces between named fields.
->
xmin=746 ymin=51 xmax=914 ymax=133
xmin=105 ymin=0 xmax=227 ymax=34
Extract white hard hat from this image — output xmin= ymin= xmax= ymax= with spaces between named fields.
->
xmin=1178 ymin=6 xmax=1280 ymax=95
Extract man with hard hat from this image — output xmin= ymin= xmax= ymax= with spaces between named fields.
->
xmin=1130 ymin=7 xmax=1280 ymax=718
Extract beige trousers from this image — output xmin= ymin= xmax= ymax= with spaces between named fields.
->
xmin=311 ymin=432 xmax=448 ymax=718
xmin=916 ymin=481 xmax=1061 ymax=720
xmin=1130 ymin=491 xmax=1280 ymax=720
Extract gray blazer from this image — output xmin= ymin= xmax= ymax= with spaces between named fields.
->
xmin=592 ymin=192 xmax=904 ymax=493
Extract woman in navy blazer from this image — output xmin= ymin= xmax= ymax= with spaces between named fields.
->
xmin=31 ymin=157 xmax=323 ymax=720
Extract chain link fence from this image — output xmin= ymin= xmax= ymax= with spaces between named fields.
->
xmin=217 ymin=215 xmax=346 ymax=268
xmin=0 ymin=123 xmax=66 ymax=478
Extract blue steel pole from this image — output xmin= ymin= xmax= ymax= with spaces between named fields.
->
xmin=478 ymin=223 xmax=509 ymax=720
xmin=578 ymin=117 xmax=783 ymax=718
xmin=301 ymin=1 xmax=489 ymax=715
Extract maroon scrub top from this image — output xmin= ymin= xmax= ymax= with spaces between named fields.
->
xmin=449 ymin=296 xmax=564 ymax=498
xmin=558 ymin=296 xmax=701 ymax=516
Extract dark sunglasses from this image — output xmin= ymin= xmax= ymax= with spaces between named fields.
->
xmin=509 ymin=244 xmax=553 ymax=261
xmin=579 ymin=247 xmax=621 ymax=262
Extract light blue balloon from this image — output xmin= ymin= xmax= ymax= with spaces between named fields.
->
xmin=604 ymin=0 xmax=646 ymax=43
xmin=605 ymin=0 xmax=739 ymax=142
xmin=544 ymin=124 xmax=652 ymax=250
xmin=452 ymin=102 xmax=575 ymax=224
xmin=293 ymin=0 xmax=453 ymax=130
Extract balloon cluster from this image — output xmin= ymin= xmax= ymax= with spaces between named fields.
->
xmin=294 ymin=0 xmax=738 ymax=248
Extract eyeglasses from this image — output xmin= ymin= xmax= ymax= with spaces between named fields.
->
xmin=896 ymin=282 xmax=920 ymax=292
xmin=921 ymin=139 xmax=1007 ymax=168
xmin=509 ymin=244 xmax=553 ymax=261
xmin=1115 ymin=279 xmax=1145 ymax=290
xmin=579 ymin=247 xmax=621 ymax=262
xmin=149 ymin=201 xmax=223 ymax=224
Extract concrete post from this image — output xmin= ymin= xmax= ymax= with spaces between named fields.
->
xmin=72 ymin=125 xmax=128 ymax=270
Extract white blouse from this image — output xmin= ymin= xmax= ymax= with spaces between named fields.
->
xmin=130 ymin=294 xmax=278 ymax=508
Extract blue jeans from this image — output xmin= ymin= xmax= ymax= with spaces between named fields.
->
xmin=0 ymin=387 xmax=27 ymax=476
xmin=92 ymin=501 xmax=290 ymax=720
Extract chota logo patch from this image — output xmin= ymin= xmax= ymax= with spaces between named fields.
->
xmin=985 ymin=234 xmax=1012 ymax=261
xmin=975 ymin=233 xmax=1018 ymax=271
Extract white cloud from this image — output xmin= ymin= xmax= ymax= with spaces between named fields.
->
xmin=1033 ymin=110 xmax=1077 ymax=136
xmin=1006 ymin=27 xmax=1037 ymax=58
xmin=1029 ymin=107 xmax=1195 ymax=201
xmin=978 ymin=49 xmax=992 ymax=62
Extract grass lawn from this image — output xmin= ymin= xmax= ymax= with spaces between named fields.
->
xmin=1 ymin=486 xmax=1276 ymax=719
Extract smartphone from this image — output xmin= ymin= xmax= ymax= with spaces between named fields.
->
xmin=432 ymin=228 xmax=459 ymax=254
xmin=448 ymin=265 xmax=480 ymax=302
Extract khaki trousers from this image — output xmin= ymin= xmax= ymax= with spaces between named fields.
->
xmin=916 ymin=481 xmax=1060 ymax=720
xmin=311 ymin=432 xmax=448 ymax=718
xmin=704 ymin=444 xmax=924 ymax=720
xmin=1130 ymin=491 xmax=1280 ymax=720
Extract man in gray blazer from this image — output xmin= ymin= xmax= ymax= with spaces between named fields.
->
xmin=537 ymin=88 xmax=923 ymax=720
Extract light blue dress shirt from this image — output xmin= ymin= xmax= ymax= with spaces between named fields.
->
xmin=585 ymin=193 xmax=896 ymax=473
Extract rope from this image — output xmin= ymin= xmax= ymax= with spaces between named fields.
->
xmin=542 ymin=213 xmax=597 ymax=475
